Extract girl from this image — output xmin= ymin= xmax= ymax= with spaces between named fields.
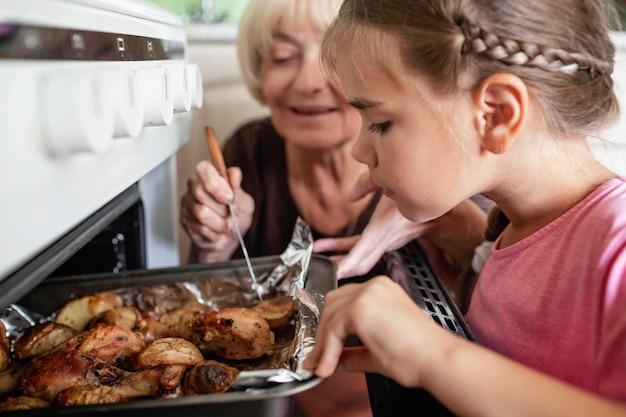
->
xmin=305 ymin=0 xmax=626 ymax=415
xmin=180 ymin=1 xmax=486 ymax=415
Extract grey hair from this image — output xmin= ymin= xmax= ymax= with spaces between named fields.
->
xmin=236 ymin=0 xmax=342 ymax=104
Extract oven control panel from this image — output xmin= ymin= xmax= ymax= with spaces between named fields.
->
xmin=0 ymin=0 xmax=201 ymax=280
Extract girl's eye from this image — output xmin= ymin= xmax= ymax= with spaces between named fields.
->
xmin=368 ymin=121 xmax=391 ymax=134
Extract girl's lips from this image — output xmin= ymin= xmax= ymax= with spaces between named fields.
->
xmin=369 ymin=177 xmax=393 ymax=198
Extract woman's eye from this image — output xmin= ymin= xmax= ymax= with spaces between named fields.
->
xmin=272 ymin=56 xmax=293 ymax=65
xmin=368 ymin=121 xmax=391 ymax=134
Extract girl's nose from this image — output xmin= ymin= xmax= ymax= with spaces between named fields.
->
xmin=351 ymin=131 xmax=377 ymax=168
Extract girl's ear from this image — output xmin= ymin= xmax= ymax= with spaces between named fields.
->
xmin=472 ymin=73 xmax=528 ymax=154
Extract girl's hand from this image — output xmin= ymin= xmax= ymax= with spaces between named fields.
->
xmin=303 ymin=276 xmax=446 ymax=388
xmin=180 ymin=160 xmax=255 ymax=263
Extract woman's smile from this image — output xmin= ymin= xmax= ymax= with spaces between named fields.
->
xmin=289 ymin=105 xmax=339 ymax=117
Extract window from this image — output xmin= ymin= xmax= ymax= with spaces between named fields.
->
xmin=145 ymin=0 xmax=252 ymax=24
xmin=617 ymin=1 xmax=626 ymax=27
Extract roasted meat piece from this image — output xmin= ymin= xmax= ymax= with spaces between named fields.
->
xmin=87 ymin=306 xmax=142 ymax=331
xmin=0 ymin=395 xmax=50 ymax=411
xmin=135 ymin=318 xmax=172 ymax=343
xmin=13 ymin=322 xmax=78 ymax=361
xmin=120 ymin=284 xmax=206 ymax=319
xmin=133 ymin=337 xmax=203 ymax=370
xmin=19 ymin=323 xmax=146 ymax=402
xmin=56 ymin=384 xmax=122 ymax=406
xmin=183 ymin=360 xmax=240 ymax=395
xmin=114 ymin=364 xmax=186 ymax=399
xmin=0 ymin=367 xmax=23 ymax=398
xmin=0 ymin=321 xmax=10 ymax=372
xmin=250 ymin=293 xmax=296 ymax=331
xmin=189 ymin=308 xmax=275 ymax=360
xmin=159 ymin=308 xmax=199 ymax=340
xmin=64 ymin=324 xmax=145 ymax=365
xmin=20 ymin=350 xmax=104 ymax=402
xmin=56 ymin=364 xmax=187 ymax=406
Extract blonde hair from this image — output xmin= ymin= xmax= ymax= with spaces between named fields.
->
xmin=322 ymin=0 xmax=621 ymax=137
xmin=237 ymin=0 xmax=342 ymax=104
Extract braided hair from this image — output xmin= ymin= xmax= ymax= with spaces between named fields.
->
xmin=322 ymin=0 xmax=621 ymax=137
xmin=459 ymin=20 xmax=614 ymax=77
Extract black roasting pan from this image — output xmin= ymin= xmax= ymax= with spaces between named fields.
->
xmin=3 ymin=254 xmax=337 ymax=417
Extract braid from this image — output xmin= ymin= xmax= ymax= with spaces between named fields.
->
xmin=459 ymin=20 xmax=613 ymax=78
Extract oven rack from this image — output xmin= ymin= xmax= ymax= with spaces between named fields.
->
xmin=386 ymin=241 xmax=473 ymax=340
xmin=365 ymin=241 xmax=473 ymax=417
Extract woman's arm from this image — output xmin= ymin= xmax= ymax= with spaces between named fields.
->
xmin=314 ymin=197 xmax=487 ymax=282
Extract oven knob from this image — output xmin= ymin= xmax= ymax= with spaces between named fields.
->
xmin=187 ymin=63 xmax=203 ymax=110
xmin=165 ymin=63 xmax=192 ymax=113
xmin=137 ymin=66 xmax=174 ymax=126
xmin=102 ymin=68 xmax=144 ymax=138
xmin=40 ymin=70 xmax=114 ymax=155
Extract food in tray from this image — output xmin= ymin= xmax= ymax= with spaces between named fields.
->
xmin=55 ymin=294 xmax=123 ymax=331
xmin=250 ymin=293 xmax=297 ymax=331
xmin=133 ymin=337 xmax=203 ymax=369
xmin=0 ymin=368 xmax=22 ymax=402
xmin=183 ymin=360 xmax=240 ymax=395
xmin=0 ymin=322 xmax=10 ymax=372
xmin=20 ymin=325 xmax=146 ymax=402
xmin=13 ymin=322 xmax=78 ymax=361
xmin=0 ymin=288 xmax=298 ymax=410
xmin=88 ymin=306 xmax=143 ymax=331
xmin=0 ymin=395 xmax=49 ymax=411
xmin=55 ymin=363 xmax=189 ymax=406
xmin=187 ymin=308 xmax=275 ymax=360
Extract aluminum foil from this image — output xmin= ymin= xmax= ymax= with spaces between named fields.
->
xmin=0 ymin=217 xmax=325 ymax=392
xmin=235 ymin=216 xmax=323 ymax=384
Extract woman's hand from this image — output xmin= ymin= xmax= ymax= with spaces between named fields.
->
xmin=180 ymin=160 xmax=255 ymax=263
xmin=314 ymin=196 xmax=429 ymax=279
xmin=314 ymin=177 xmax=488 ymax=283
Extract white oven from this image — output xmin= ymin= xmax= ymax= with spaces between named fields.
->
xmin=0 ymin=0 xmax=202 ymax=304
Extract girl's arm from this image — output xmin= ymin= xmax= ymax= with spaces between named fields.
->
xmin=305 ymin=277 xmax=626 ymax=417
xmin=420 ymin=330 xmax=626 ymax=417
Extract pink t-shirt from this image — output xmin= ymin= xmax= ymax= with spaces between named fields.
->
xmin=465 ymin=177 xmax=626 ymax=401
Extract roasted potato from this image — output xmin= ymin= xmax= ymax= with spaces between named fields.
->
xmin=55 ymin=295 xmax=116 ymax=331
